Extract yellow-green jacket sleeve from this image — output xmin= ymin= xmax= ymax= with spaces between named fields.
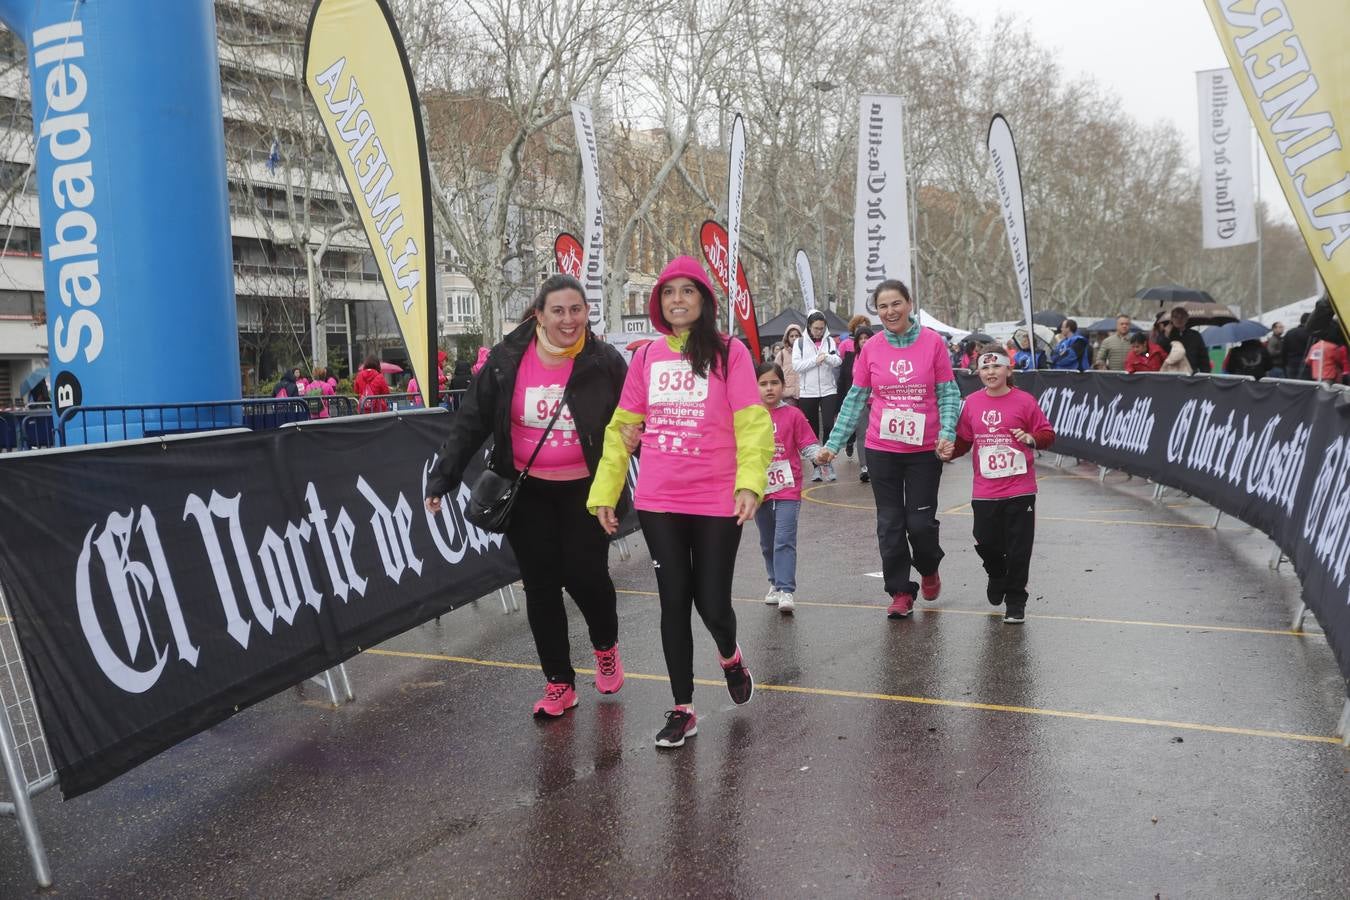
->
xmin=586 ymin=407 xmax=646 ymax=513
xmin=732 ymin=404 xmax=775 ymax=500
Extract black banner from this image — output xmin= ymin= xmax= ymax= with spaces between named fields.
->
xmin=0 ymin=411 xmax=631 ymax=798
xmin=959 ymin=372 xmax=1350 ymax=683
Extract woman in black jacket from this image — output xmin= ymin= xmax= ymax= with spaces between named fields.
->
xmin=424 ymin=274 xmax=629 ymax=719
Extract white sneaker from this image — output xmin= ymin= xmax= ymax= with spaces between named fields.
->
xmin=824 ymin=464 xmax=837 ymax=482
xmin=764 ymin=588 xmax=782 ymax=604
xmin=777 ymin=592 xmax=795 ymax=614
xmin=809 ymin=468 xmax=823 ymax=483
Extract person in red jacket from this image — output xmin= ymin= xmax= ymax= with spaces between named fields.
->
xmin=940 ymin=346 xmax=1055 ymax=623
xmin=1306 ymin=339 xmax=1348 ymax=383
xmin=353 ymin=356 xmax=391 ymax=413
xmin=1124 ymin=332 xmax=1165 ymax=373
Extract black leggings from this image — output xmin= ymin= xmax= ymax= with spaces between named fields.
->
xmin=506 ymin=477 xmax=618 ymax=685
xmin=797 ymin=394 xmax=839 ymax=445
xmin=972 ymin=495 xmax=1037 ymax=605
xmin=638 ymin=510 xmax=743 ymax=705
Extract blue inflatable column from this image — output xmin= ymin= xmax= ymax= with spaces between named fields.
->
xmin=0 ymin=0 xmax=240 ymax=443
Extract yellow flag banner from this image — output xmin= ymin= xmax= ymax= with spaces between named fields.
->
xmin=304 ymin=0 xmax=437 ymax=404
xmin=1205 ymin=1 xmax=1350 ymax=329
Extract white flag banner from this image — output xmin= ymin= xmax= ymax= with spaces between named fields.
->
xmin=986 ymin=114 xmax=1035 ymax=359
xmin=726 ymin=113 xmax=746 ymax=333
xmin=794 ymin=248 xmax=815 ymax=310
xmin=854 ymin=94 xmax=911 ymax=316
xmin=1196 ymin=68 xmax=1257 ymax=249
xmin=571 ymin=102 xmax=607 ymax=334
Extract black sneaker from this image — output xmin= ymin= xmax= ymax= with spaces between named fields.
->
xmin=1003 ymin=604 xmax=1026 ymax=624
xmin=724 ymin=658 xmax=754 ymax=705
xmin=655 ymin=708 xmax=698 ymax=748
xmin=845 ymin=442 xmax=855 ymax=458
xmin=859 ymin=466 xmax=870 ymax=483
xmin=986 ymin=578 xmax=1005 ymax=606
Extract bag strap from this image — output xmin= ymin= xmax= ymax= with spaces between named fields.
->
xmin=518 ymin=387 xmax=569 ymax=479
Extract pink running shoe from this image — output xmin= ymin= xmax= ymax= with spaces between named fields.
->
xmin=887 ymin=592 xmax=915 ymax=619
xmin=920 ymin=571 xmax=942 ymax=601
xmin=593 ymin=645 xmax=624 ymax=694
xmin=532 ymin=682 xmax=578 ymax=718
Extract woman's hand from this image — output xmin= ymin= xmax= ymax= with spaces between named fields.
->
xmin=596 ymin=506 xmax=619 ymax=535
xmin=935 ymin=438 xmax=955 ymax=460
xmin=814 ymin=448 xmax=835 ymax=465
xmin=733 ymin=489 xmax=760 ymax=525
xmin=425 ymin=496 xmax=442 ymax=514
xmin=619 ymin=422 xmax=642 ymax=453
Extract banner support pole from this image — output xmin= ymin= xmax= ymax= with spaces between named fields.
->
xmin=0 ymin=687 xmax=51 ymax=887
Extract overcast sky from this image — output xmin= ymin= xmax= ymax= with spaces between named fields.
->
xmin=945 ymin=0 xmax=1294 ymax=222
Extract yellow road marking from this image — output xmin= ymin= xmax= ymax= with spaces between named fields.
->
xmin=801 ymin=485 xmax=1244 ymax=530
xmin=614 ymin=589 xmax=1324 ymax=640
xmin=363 ymin=648 xmax=1340 ymax=746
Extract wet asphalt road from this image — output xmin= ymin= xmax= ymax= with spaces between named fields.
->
xmin=1 ymin=453 xmax=1348 ymax=897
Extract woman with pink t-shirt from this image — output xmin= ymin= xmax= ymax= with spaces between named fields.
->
xmin=816 ymin=279 xmax=960 ymax=620
xmin=943 ymin=347 xmax=1055 ymax=623
xmin=425 ymin=274 xmax=629 ymax=719
xmin=589 ymin=255 xmax=774 ymax=749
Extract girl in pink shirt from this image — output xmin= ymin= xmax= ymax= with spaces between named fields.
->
xmin=753 ymin=362 xmax=821 ymax=615
xmin=945 ymin=347 xmax=1055 ymax=623
xmin=588 ymin=255 xmax=774 ymax=749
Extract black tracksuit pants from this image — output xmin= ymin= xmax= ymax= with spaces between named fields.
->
xmin=637 ymin=510 xmax=742 ymax=706
xmin=505 ymin=476 xmax=618 ymax=685
xmin=868 ymin=447 xmax=945 ymax=597
xmin=971 ymin=494 xmax=1037 ymax=607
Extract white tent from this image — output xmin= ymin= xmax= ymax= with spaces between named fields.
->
xmin=1257 ymin=293 xmax=1320 ymax=326
xmin=916 ymin=309 xmax=969 ymax=340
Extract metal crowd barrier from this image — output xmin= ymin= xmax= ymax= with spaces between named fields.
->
xmin=357 ymin=390 xmax=467 ymax=415
xmin=56 ymin=397 xmax=324 ymax=444
xmin=0 ymin=581 xmax=56 ymax=887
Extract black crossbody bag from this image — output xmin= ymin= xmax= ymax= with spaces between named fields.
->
xmin=464 ymin=390 xmax=569 ymax=533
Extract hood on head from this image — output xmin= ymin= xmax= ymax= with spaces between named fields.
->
xmin=648 ymin=255 xmax=717 ymax=335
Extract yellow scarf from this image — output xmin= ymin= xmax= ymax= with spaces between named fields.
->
xmin=535 ymin=324 xmax=585 ymax=359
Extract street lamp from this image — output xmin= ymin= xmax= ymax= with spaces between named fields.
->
xmin=811 ymin=80 xmax=837 ymax=313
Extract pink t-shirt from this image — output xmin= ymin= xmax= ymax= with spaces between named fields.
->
xmin=852 ymin=327 xmax=953 ymax=454
xmin=955 ymin=387 xmax=1051 ymax=500
xmin=510 ymin=344 xmax=588 ymax=481
xmin=619 ymin=336 xmax=761 ymax=516
xmin=764 ymin=403 xmax=818 ymax=501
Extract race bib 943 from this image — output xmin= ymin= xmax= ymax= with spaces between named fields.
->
xmin=523 ymin=386 xmax=575 ymax=431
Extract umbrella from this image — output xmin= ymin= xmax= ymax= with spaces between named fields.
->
xmin=1167 ymin=300 xmax=1238 ymax=326
xmin=1201 ymin=319 xmax=1270 ymax=346
xmin=18 ymin=366 xmax=48 ymax=398
xmin=380 ymin=361 xmax=403 ymax=375
xmin=625 ymin=338 xmax=654 ymax=353
xmin=1015 ymin=310 xmax=1067 ymax=328
xmin=1135 ymin=284 xmax=1216 ymax=304
xmin=1082 ymin=316 xmax=1143 ymax=334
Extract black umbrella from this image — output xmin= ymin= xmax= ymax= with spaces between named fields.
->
xmin=966 ymin=331 xmax=996 ymax=343
xmin=1082 ymin=316 xmax=1143 ymax=333
xmin=1016 ymin=310 xmax=1066 ymax=328
xmin=1134 ymin=284 xmax=1216 ymax=304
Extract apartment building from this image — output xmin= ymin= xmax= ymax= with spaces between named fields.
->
xmin=0 ymin=0 xmax=486 ymax=404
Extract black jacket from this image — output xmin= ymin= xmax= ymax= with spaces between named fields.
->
xmin=1160 ymin=326 xmax=1211 ymax=373
xmin=425 ymin=319 xmax=627 ymax=499
xmin=1307 ymin=298 xmax=1346 ymax=346
xmin=1281 ymin=325 xmax=1310 ymax=371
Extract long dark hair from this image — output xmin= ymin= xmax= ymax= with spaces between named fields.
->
xmin=872 ymin=278 xmax=912 ymax=306
xmin=755 ymin=361 xmax=785 ymax=382
xmin=533 ymin=273 xmax=586 ymax=313
xmin=682 ymin=280 xmax=729 ymax=379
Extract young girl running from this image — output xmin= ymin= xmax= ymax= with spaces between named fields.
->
xmin=941 ymin=347 xmax=1055 ymax=623
xmin=754 ymin=362 xmax=821 ymax=615
xmin=589 ymin=255 xmax=774 ymax=749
